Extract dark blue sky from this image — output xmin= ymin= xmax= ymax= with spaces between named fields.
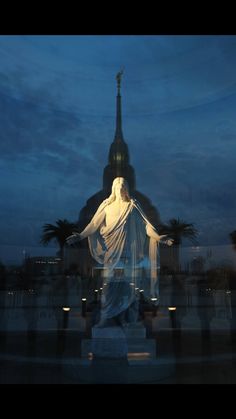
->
xmin=0 ymin=35 xmax=236 ymax=264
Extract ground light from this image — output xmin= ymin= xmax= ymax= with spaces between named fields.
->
xmin=62 ymin=307 xmax=70 ymax=328
xmin=82 ymin=298 xmax=87 ymax=317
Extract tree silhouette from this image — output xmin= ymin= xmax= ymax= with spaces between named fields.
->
xmin=41 ymin=219 xmax=78 ymax=272
xmin=161 ymin=218 xmax=198 ymax=272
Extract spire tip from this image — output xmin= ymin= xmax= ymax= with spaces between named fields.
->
xmin=116 ymin=68 xmax=124 ymax=93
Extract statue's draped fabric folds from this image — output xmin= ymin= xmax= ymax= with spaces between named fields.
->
xmin=87 ymin=198 xmax=160 ymax=322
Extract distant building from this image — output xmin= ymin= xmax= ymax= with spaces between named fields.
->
xmin=25 ymin=256 xmax=61 ymax=276
xmin=181 ymin=244 xmax=236 ymax=272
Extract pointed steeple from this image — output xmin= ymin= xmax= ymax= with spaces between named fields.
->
xmin=103 ymin=70 xmax=136 ymax=193
xmin=114 ymin=69 xmax=124 ymax=141
xmin=76 ymin=72 xmax=162 ymax=262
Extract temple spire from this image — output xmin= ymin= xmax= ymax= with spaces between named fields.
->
xmin=115 ymin=69 xmax=124 ymax=141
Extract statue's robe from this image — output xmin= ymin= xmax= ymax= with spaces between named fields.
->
xmin=84 ymin=198 xmax=160 ymax=321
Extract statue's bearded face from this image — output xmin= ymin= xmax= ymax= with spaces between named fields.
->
xmin=113 ymin=177 xmax=128 ymax=200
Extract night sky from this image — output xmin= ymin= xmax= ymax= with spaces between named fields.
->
xmin=0 ymin=35 xmax=236 ymax=264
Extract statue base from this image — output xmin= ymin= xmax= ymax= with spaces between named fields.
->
xmin=81 ymin=323 xmax=156 ymax=360
xmin=91 ymin=326 xmax=128 ymax=359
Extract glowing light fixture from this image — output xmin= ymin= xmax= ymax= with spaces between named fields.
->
xmin=115 ymin=153 xmax=122 ymax=162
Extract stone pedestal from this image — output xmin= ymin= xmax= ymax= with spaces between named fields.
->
xmin=64 ymin=324 xmax=176 ymax=383
xmin=91 ymin=326 xmax=128 ymax=359
xmin=81 ymin=323 xmax=156 ymax=360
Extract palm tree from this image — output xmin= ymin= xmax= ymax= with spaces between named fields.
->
xmin=161 ymin=218 xmax=198 ymax=272
xmin=41 ymin=219 xmax=78 ymax=273
xmin=230 ymin=230 xmax=236 ymax=251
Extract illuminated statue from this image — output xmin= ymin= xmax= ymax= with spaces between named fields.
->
xmin=67 ymin=177 xmax=173 ymax=326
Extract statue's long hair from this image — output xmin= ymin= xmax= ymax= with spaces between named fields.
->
xmin=106 ymin=177 xmax=131 ymax=205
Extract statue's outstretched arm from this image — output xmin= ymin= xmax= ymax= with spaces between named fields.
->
xmin=80 ymin=209 xmax=106 ymax=239
xmin=66 ymin=209 xmax=106 ymax=245
xmin=146 ymin=223 xmax=162 ymax=241
xmin=146 ymin=224 xmax=173 ymax=246
xmin=132 ymin=199 xmax=174 ymax=246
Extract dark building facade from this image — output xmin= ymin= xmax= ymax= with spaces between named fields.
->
xmin=65 ymin=76 xmax=169 ymax=276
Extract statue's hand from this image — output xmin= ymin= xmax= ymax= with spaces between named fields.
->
xmin=159 ymin=235 xmax=174 ymax=246
xmin=166 ymin=239 xmax=174 ymax=246
xmin=66 ymin=232 xmax=81 ymax=246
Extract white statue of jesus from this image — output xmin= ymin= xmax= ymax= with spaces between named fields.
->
xmin=67 ymin=177 xmax=173 ymax=327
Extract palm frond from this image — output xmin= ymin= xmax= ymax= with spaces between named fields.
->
xmin=163 ymin=217 xmax=198 ymax=245
xmin=40 ymin=219 xmax=78 ymax=247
